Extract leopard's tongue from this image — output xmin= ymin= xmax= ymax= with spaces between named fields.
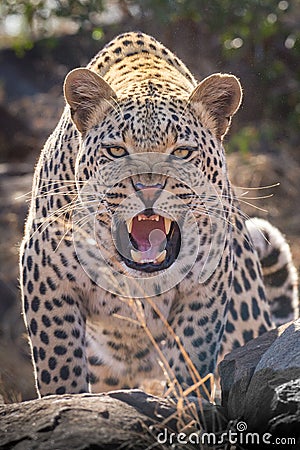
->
xmin=130 ymin=215 xmax=167 ymax=262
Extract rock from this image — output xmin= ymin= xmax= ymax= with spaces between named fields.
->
xmin=0 ymin=393 xmax=152 ymax=450
xmin=254 ymin=319 xmax=300 ymax=372
xmin=244 ymin=319 xmax=300 ymax=434
xmin=0 ymin=389 xmax=225 ymax=449
xmin=269 ymin=378 xmax=300 ymax=435
xmin=219 ymin=319 xmax=300 ymax=445
xmin=219 ymin=321 xmax=291 ymax=418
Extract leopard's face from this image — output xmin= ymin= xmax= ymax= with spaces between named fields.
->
xmin=64 ymin=68 xmax=242 ymax=296
xmin=73 ymin=95 xmax=229 ymax=292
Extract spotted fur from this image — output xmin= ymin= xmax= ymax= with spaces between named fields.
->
xmin=20 ymin=32 xmax=298 ymax=397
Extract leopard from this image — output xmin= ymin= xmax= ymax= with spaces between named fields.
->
xmin=20 ymin=31 xmax=298 ymax=398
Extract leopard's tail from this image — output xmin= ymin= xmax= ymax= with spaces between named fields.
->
xmin=246 ymin=217 xmax=299 ymax=326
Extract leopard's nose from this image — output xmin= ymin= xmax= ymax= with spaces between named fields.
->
xmin=134 ymin=182 xmax=163 ymax=205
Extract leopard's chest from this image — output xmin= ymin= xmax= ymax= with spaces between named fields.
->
xmin=87 ymin=284 xmax=175 ymax=338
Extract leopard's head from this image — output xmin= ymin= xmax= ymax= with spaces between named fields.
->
xmin=64 ymin=67 xmax=242 ymax=296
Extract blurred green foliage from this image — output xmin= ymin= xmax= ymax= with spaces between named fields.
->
xmin=1 ymin=0 xmax=300 ymax=145
xmin=0 ymin=0 xmax=105 ymax=37
xmin=136 ymin=0 xmax=300 ymax=144
xmin=0 ymin=0 xmax=105 ymax=22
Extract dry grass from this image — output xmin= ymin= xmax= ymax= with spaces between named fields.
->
xmin=114 ymin=292 xmax=225 ymax=447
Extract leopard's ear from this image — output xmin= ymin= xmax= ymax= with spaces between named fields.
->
xmin=64 ymin=68 xmax=117 ymax=133
xmin=189 ymin=73 xmax=242 ymax=140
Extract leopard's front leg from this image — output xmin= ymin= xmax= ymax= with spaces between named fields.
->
xmin=20 ymin=242 xmax=89 ymax=397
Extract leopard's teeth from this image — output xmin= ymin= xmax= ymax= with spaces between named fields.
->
xmin=137 ymin=214 xmax=160 ymax=221
xmin=130 ymin=249 xmax=167 ymax=264
xmin=164 ymin=217 xmax=172 ymax=235
xmin=131 ymin=249 xmax=142 ymax=263
xmin=155 ymin=250 xmax=167 ymax=264
xmin=126 ymin=218 xmax=133 ymax=234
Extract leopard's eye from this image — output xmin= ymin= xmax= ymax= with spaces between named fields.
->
xmin=103 ymin=146 xmax=128 ymax=159
xmin=171 ymin=148 xmax=195 ymax=159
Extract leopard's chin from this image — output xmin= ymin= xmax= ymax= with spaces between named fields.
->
xmin=115 ymin=209 xmax=181 ymax=273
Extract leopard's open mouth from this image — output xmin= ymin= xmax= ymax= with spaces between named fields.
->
xmin=116 ymin=209 xmax=181 ymax=272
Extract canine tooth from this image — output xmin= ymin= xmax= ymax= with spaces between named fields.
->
xmin=154 ymin=215 xmax=159 ymax=221
xmin=138 ymin=215 xmax=142 ymax=221
xmin=126 ymin=218 xmax=133 ymax=234
xmin=131 ymin=249 xmax=142 ymax=263
xmin=164 ymin=217 xmax=172 ymax=235
xmin=155 ymin=250 xmax=167 ymax=264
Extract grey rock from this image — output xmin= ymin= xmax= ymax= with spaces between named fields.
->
xmin=255 ymin=319 xmax=300 ymax=372
xmin=219 ymin=319 xmax=300 ymax=443
xmin=219 ymin=322 xmax=291 ymax=418
xmin=244 ymin=319 xmax=300 ymax=434
xmin=244 ymin=367 xmax=300 ymax=433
